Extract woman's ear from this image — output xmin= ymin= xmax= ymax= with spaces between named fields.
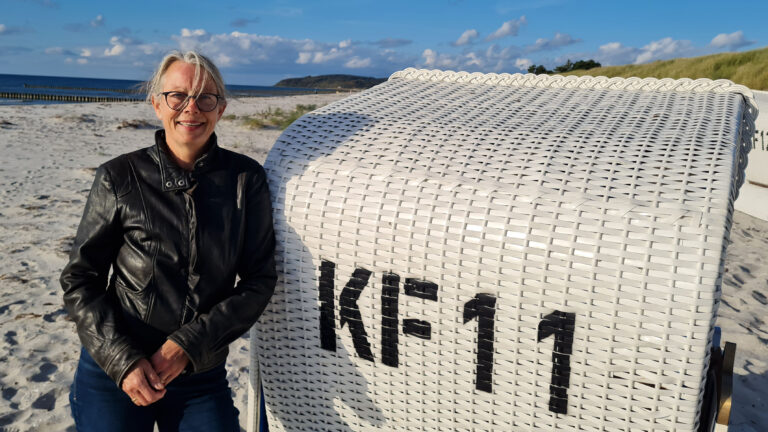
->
xmin=216 ymin=101 xmax=227 ymax=121
xmin=151 ymin=95 xmax=163 ymax=120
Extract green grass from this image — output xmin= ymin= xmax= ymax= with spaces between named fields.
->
xmin=228 ymin=104 xmax=319 ymax=130
xmin=560 ymin=46 xmax=768 ymax=90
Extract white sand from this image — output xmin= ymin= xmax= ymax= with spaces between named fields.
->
xmin=0 ymin=95 xmax=765 ymax=431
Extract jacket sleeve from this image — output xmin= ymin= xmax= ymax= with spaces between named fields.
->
xmin=60 ymin=165 xmax=146 ymax=386
xmin=169 ymin=165 xmax=277 ymax=372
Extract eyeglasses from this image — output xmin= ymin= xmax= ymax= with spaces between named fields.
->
xmin=159 ymin=91 xmax=222 ymax=112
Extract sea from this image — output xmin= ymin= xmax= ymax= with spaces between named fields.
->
xmin=0 ymin=73 xmax=332 ymax=106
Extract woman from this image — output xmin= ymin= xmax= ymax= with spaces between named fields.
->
xmin=60 ymin=51 xmax=276 ymax=431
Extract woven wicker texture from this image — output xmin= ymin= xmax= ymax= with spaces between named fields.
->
xmin=249 ymin=68 xmax=757 ymax=431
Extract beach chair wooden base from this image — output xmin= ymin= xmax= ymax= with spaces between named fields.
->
xmin=699 ymin=331 xmax=736 ymax=432
xmin=716 ymin=342 xmax=736 ymax=428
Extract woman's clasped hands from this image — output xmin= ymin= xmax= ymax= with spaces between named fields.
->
xmin=121 ymin=340 xmax=189 ymax=406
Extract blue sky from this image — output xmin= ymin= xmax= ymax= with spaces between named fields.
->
xmin=1 ymin=0 xmax=766 ymax=85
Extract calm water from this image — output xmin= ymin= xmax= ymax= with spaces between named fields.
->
xmin=0 ymin=73 xmax=331 ymax=106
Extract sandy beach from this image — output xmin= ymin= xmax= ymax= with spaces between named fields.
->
xmin=0 ymin=94 xmax=766 ymax=431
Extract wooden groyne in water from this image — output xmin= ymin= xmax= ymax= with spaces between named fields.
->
xmin=22 ymin=84 xmax=142 ymax=94
xmin=0 ymin=92 xmax=142 ymax=103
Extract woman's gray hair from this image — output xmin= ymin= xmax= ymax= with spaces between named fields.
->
xmin=144 ymin=51 xmax=229 ymax=103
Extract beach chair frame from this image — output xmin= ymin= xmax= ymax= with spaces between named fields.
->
xmin=248 ymin=68 xmax=756 ymax=431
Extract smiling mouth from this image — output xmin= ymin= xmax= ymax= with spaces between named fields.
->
xmin=177 ymin=121 xmax=204 ymax=127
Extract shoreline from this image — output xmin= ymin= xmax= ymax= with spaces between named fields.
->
xmin=0 ymin=91 xmax=355 ymax=107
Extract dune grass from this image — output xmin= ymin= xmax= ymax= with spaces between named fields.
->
xmin=223 ymin=104 xmax=319 ymax=130
xmin=561 ymin=46 xmax=768 ymax=90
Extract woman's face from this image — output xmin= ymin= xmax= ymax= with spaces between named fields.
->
xmin=152 ymin=61 xmax=226 ymax=152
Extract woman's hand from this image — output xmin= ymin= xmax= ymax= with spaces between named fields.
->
xmin=150 ymin=340 xmax=190 ymax=386
xmin=121 ymin=359 xmax=166 ymax=406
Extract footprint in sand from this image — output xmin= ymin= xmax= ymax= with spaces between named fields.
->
xmin=30 ymin=362 xmax=58 ymax=382
xmin=2 ymin=387 xmax=17 ymax=401
xmin=0 ymin=300 xmax=26 ymax=315
xmin=0 ymin=412 xmax=19 ymax=427
xmin=752 ymin=290 xmax=768 ymax=305
xmin=4 ymin=331 xmax=17 ymax=346
xmin=42 ymin=309 xmax=67 ymax=323
xmin=31 ymin=389 xmax=56 ymax=411
xmin=720 ymin=298 xmax=740 ymax=312
xmin=724 ymin=275 xmax=742 ymax=288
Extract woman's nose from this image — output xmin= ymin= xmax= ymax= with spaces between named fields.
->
xmin=183 ymin=96 xmax=201 ymax=113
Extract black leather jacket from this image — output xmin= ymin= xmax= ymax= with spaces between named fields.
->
xmin=60 ymin=130 xmax=276 ymax=386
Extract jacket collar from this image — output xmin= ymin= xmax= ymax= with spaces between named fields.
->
xmin=150 ymin=129 xmax=220 ymax=192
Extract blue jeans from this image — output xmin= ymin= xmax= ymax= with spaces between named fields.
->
xmin=70 ymin=347 xmax=240 ymax=432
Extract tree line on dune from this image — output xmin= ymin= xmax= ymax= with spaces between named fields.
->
xmin=527 ymin=59 xmax=602 ymax=75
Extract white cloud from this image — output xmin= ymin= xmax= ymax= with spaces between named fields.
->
xmin=38 ymin=29 xmax=407 ymax=77
xmin=453 ymin=29 xmax=479 ymax=47
xmin=595 ymin=41 xmax=639 ymax=65
xmin=0 ymin=24 xmax=5 ymax=33
xmin=311 ymin=47 xmax=345 ymax=63
xmin=465 ymin=52 xmax=483 ymax=67
xmin=485 ymin=16 xmax=527 ymax=41
xmin=296 ymin=52 xmax=312 ymax=64
xmin=215 ymin=54 xmax=232 ymax=67
xmin=110 ymin=35 xmax=139 ymax=46
xmin=180 ymin=28 xmax=207 ymax=37
xmin=634 ymin=37 xmax=693 ymax=64
xmin=104 ymin=44 xmax=125 ymax=56
xmin=137 ymin=43 xmax=163 ymax=56
xmin=710 ymin=31 xmax=753 ymax=50
xmin=170 ymin=29 xmax=410 ymax=74
xmin=91 ymin=14 xmax=104 ymax=27
xmin=600 ymin=42 xmax=627 ymax=54
xmin=553 ymin=37 xmax=701 ymax=70
xmin=422 ymin=49 xmax=459 ymax=69
xmin=77 ymin=58 xmax=88 ymax=64
xmin=229 ymin=32 xmax=253 ymax=50
xmin=421 ymin=45 xmax=523 ymax=72
xmin=345 ymin=57 xmax=371 ymax=68
xmin=103 ymin=36 xmax=126 ymax=56
xmin=554 ymin=41 xmax=645 ymax=69
xmin=527 ymin=33 xmax=580 ymax=52
xmin=515 ymin=58 xmax=532 ymax=70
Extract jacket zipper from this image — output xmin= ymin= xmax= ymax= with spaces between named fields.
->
xmin=179 ymin=183 xmax=198 ymax=326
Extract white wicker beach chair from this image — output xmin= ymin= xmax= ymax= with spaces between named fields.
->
xmin=247 ymin=68 xmax=756 ymax=431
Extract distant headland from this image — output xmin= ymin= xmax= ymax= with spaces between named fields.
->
xmin=275 ymin=74 xmax=387 ymax=90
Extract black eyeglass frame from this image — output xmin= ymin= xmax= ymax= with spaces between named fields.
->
xmin=158 ymin=91 xmax=223 ymax=112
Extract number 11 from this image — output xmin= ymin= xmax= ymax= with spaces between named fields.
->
xmin=464 ymin=296 xmax=575 ymax=415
